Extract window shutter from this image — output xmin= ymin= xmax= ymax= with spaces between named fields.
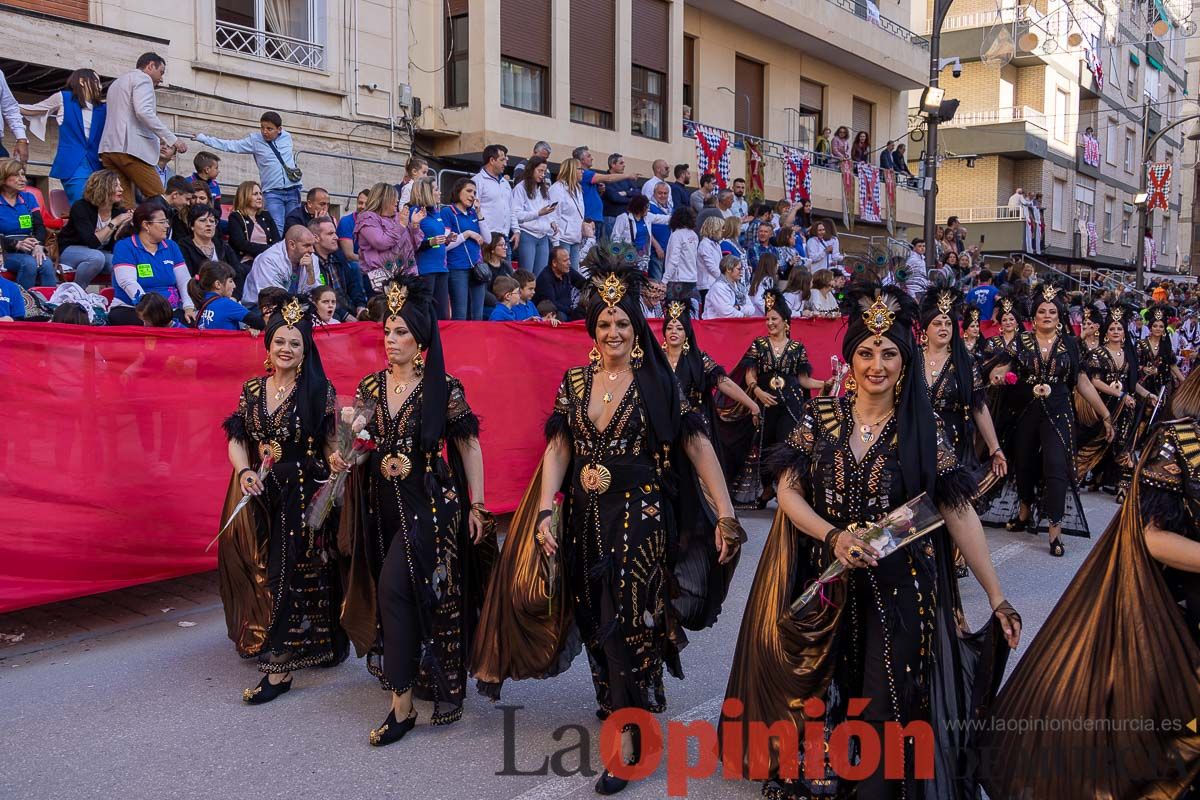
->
xmin=502 ymin=0 xmax=552 ymax=68
xmin=734 ymin=56 xmax=764 ymax=137
xmin=798 ymin=79 xmax=823 ymax=112
xmin=632 ymin=0 xmax=669 ymax=74
xmin=571 ymin=0 xmax=616 ymax=113
xmin=852 ymin=97 xmax=873 ymax=139
xmin=446 ymin=0 xmax=468 ymax=15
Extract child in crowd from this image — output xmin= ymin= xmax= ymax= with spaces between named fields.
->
xmin=511 ymin=269 xmax=539 ymax=321
xmin=0 ymin=272 xmax=25 ymax=321
xmin=190 ymin=181 xmax=213 ymax=208
xmin=189 ymin=260 xmax=262 ymax=331
xmin=136 ymin=292 xmax=183 ymax=327
xmin=257 ymin=286 xmax=289 ymax=321
xmin=310 ymin=285 xmax=341 ymax=326
xmin=365 ymin=292 xmax=388 ymax=322
xmin=190 ymin=152 xmax=223 ymax=218
xmin=536 ymin=300 xmax=558 ymax=322
xmin=50 ymin=303 xmax=90 ymax=325
xmin=488 ymin=275 xmax=522 ymax=321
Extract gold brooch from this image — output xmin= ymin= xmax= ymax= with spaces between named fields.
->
xmin=242 ymin=686 xmax=261 ymax=702
xmin=386 ymin=282 xmax=408 ymax=317
xmin=1000 ymin=299 xmax=1014 ymax=315
xmin=594 ymin=272 xmax=626 ymax=310
xmin=936 ymin=291 xmax=954 ymax=317
xmin=764 ymin=293 xmax=776 ymax=313
xmin=381 ymin=453 xmax=413 ymax=480
xmin=368 ymin=723 xmax=388 ymax=746
xmin=864 ymin=293 xmax=895 ymax=344
xmin=1151 ymin=307 xmax=1166 ymax=322
xmin=580 ymin=463 xmax=612 ymax=494
xmin=258 ymin=440 xmax=283 ymax=464
xmin=769 ymin=375 xmax=785 ymax=390
xmin=666 ymin=300 xmax=686 ymax=320
xmin=281 ymin=297 xmax=304 ymax=327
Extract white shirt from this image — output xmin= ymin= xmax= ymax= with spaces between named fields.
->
xmin=472 ymin=167 xmax=513 ymax=241
xmin=610 ymin=211 xmax=670 ymax=247
xmin=548 ymin=183 xmax=585 ymax=244
xmin=730 ymin=196 xmax=749 ymax=219
xmin=805 ymin=236 xmax=844 ymax=271
xmin=704 ymin=278 xmax=753 ymax=319
xmin=662 ymin=228 xmax=698 ymax=283
xmin=20 ymin=91 xmax=93 ymax=140
xmin=696 ymin=238 xmax=723 ymax=292
xmin=244 ymin=241 xmax=318 ymax=303
xmin=750 ymin=276 xmax=775 ymax=315
xmin=810 ymin=288 xmax=840 ymax=314
xmin=0 ymin=70 xmax=26 ymax=142
xmin=903 ymin=250 xmax=929 ymax=300
xmin=511 ymin=182 xmax=555 ymax=238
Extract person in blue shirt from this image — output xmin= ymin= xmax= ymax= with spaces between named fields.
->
xmin=0 ymin=160 xmax=54 ymax=288
xmin=967 ymin=269 xmax=1000 ymax=320
xmin=600 ymin=153 xmax=637 ymax=238
xmin=109 ymin=201 xmax=196 ymax=326
xmin=190 ymin=151 xmax=223 ymax=216
xmin=572 ymin=146 xmax=640 ymax=229
xmin=510 ymin=269 xmax=540 ymax=320
xmin=410 ymin=178 xmax=451 ymax=320
xmin=20 ymin=69 xmax=107 ymax=205
xmin=488 ymin=274 xmax=522 ymax=321
xmin=189 ymin=259 xmax=265 ymax=331
xmin=0 ymin=272 xmax=25 ymax=320
xmin=337 ymin=189 xmax=368 ymax=266
xmin=440 ymin=178 xmax=487 ymax=320
xmin=647 ymin=181 xmax=672 ymax=281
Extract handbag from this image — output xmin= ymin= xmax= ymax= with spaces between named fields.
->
xmin=265 ymin=138 xmax=302 ymax=184
xmin=448 ymin=208 xmax=492 ymax=284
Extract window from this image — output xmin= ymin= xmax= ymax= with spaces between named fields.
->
xmin=683 ymin=36 xmax=696 ymax=121
xmin=1127 ymin=56 xmax=1137 ymax=97
xmin=445 ymin=13 xmax=469 ymax=107
xmin=631 ymin=0 xmax=669 ymax=141
xmin=1145 ymin=66 xmax=1159 ymax=103
xmin=1053 ymin=178 xmax=1068 ymax=231
xmin=1124 ymin=128 xmax=1135 ymax=172
xmin=570 ymin=0 xmax=615 ymax=129
xmin=1162 ymin=217 xmax=1170 ymax=255
xmin=571 ymin=105 xmax=613 ymax=129
xmin=1168 ymin=87 xmax=1177 ymax=123
xmin=1054 ymin=88 xmax=1069 ymax=142
xmin=501 ymin=58 xmax=548 ymax=115
xmin=215 ymin=0 xmax=324 ymax=69
xmin=1105 ymin=116 xmax=1118 ymax=164
xmin=1075 ymin=182 xmax=1095 ymax=222
xmin=632 ymin=66 xmax=666 ymax=141
xmin=1121 ymin=211 xmax=1131 ymax=245
xmin=734 ymin=56 xmax=765 ymax=138
xmin=796 ymin=79 xmax=824 ymax=151
xmin=1103 ymin=196 xmax=1114 ymax=240
xmin=852 ymin=97 xmax=873 ymax=144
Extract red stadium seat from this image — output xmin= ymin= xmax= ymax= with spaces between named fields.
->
xmin=24 ymin=186 xmax=64 ymax=231
xmin=1 ymin=270 xmax=14 ymax=282
xmin=99 ymin=287 xmax=114 ymax=304
xmin=48 ymin=188 xmax=72 ymax=220
xmin=31 ymin=286 xmax=55 ymax=300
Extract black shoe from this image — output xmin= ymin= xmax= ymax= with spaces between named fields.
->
xmin=369 ymin=709 xmax=417 ymax=747
xmin=242 ymin=674 xmax=291 ymax=704
xmin=1049 ymin=537 xmax=1065 ymax=557
xmin=595 ymin=727 xmax=641 ymax=795
xmin=595 ymin=707 xmax=611 ymax=721
xmin=1005 ymin=512 xmax=1034 ymax=533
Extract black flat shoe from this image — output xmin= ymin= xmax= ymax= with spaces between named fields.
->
xmin=242 ymin=674 xmax=291 ymax=704
xmin=369 ymin=709 xmax=417 ymax=747
xmin=1049 ymin=538 xmax=1065 ymax=557
xmin=595 ymin=725 xmax=641 ymax=795
xmin=1005 ymin=512 xmax=1034 ymax=533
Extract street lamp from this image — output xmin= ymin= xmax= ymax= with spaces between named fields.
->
xmin=923 ymin=0 xmax=956 ymax=275
xmin=1133 ymin=114 xmax=1200 ymax=290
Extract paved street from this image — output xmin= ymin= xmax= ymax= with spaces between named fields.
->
xmin=0 ymin=493 xmax=1120 ymax=800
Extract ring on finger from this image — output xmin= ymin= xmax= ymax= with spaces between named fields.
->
xmin=848 ymin=546 xmax=864 ymax=560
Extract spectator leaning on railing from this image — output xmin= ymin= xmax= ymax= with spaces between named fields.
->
xmin=58 ymin=168 xmax=132 ymax=287
xmin=0 ymin=158 xmax=53 ymax=289
xmin=19 ymin=68 xmax=107 ymax=205
xmin=195 ymin=111 xmax=302 ymax=233
xmin=98 ymin=52 xmax=184 ymax=204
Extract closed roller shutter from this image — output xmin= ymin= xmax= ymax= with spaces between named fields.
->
xmin=502 ymin=0 xmax=552 ymax=67
xmin=6 ymin=0 xmax=87 ymax=22
xmin=799 ymin=79 xmax=823 ymax=112
xmin=446 ymin=0 xmax=468 ymax=15
xmin=734 ymin=55 xmax=764 ymax=137
xmin=632 ymin=0 xmax=669 ymax=74
xmin=571 ymin=0 xmax=616 ymax=113
xmin=852 ymin=97 xmax=873 ymax=139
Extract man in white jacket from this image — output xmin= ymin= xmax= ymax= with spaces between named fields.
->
xmin=473 ymin=143 xmax=514 ymax=267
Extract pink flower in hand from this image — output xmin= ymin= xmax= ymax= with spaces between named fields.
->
xmin=1005 ymin=372 xmax=1019 ymax=385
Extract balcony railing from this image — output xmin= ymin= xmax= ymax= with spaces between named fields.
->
xmin=938 ymin=105 xmax=1048 ymax=130
xmin=933 ymin=4 xmax=1036 ymax=34
xmin=819 ymin=0 xmax=930 ymax=49
xmin=941 ymin=206 xmax=1025 ymax=223
xmin=215 ymin=21 xmax=325 ymax=70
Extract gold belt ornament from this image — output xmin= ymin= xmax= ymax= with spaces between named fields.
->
xmin=258 ymin=440 xmax=283 ymax=464
xmin=380 ymin=453 xmax=413 ymax=480
xmin=769 ymin=375 xmax=785 ymax=391
xmin=579 ymin=463 xmax=612 ymax=494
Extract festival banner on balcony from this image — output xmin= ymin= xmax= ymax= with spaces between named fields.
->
xmin=694 ymin=124 xmax=732 ymax=189
xmin=744 ymin=137 xmax=765 ymax=203
xmin=840 ymin=158 xmax=855 ymax=230
xmin=858 ymin=164 xmax=883 ymax=224
xmin=883 ymin=168 xmax=897 ymax=235
xmin=783 ymin=148 xmax=812 ymax=203
xmin=1147 ymin=162 xmax=1171 ymax=211
xmin=1082 ymin=132 xmax=1101 ymax=167
xmin=0 ymin=317 xmax=846 ymax=613
xmin=1086 ymin=221 xmax=1099 ymax=256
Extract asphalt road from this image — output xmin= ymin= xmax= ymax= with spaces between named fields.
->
xmin=0 ymin=493 xmax=1120 ymax=800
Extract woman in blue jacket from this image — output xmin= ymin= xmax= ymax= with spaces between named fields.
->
xmin=409 ymin=178 xmax=451 ymax=320
xmin=440 ymin=178 xmax=487 ymax=321
xmin=20 ymin=70 xmax=107 ymax=205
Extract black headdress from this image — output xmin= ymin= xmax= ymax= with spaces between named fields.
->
xmin=382 ymin=277 xmax=447 ymax=455
xmin=1101 ymin=304 xmax=1140 ymax=388
xmin=920 ymin=287 xmax=978 ymax=413
xmin=1032 ymin=282 xmax=1071 ymax=331
xmin=762 ymin=288 xmax=792 ymax=323
xmin=1143 ymin=303 xmax=1179 ymax=368
xmin=584 ymin=243 xmax=685 ymax=449
xmin=264 ymin=296 xmax=329 ymax=439
xmin=844 ymin=284 xmax=940 ymax=499
xmin=1081 ymin=303 xmax=1105 ymax=329
xmin=662 ymin=299 xmax=705 ymax=394
xmin=962 ymin=305 xmax=983 ymax=330
xmin=995 ymin=291 xmax=1025 ymax=324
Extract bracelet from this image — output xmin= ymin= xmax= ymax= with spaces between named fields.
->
xmin=824 ymin=527 xmax=842 ymax=549
xmin=990 ymin=448 xmax=1004 ymax=458
xmin=716 ymin=517 xmax=747 ymax=547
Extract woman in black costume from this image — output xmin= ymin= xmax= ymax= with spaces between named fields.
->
xmin=980 ymin=367 xmax=1200 ymax=800
xmin=1134 ymin=304 xmax=1184 ymax=448
xmin=473 ymin=251 xmax=745 ymax=796
xmin=721 ymin=285 xmax=1021 ymax=800
xmin=218 ymin=296 xmax=349 ymax=703
xmin=1078 ymin=303 xmax=1103 ymax=353
xmin=339 ymin=278 xmax=496 ymax=745
xmin=960 ymin=305 xmax=984 ymax=365
xmin=661 ymin=298 xmax=759 ymax=433
xmin=980 ymin=284 xmax=1113 ymax=556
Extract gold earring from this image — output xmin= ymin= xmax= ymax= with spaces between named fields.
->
xmin=589 ymin=346 xmax=602 ymax=369
xmin=413 ymin=352 xmax=425 ymax=373
xmin=894 ymin=369 xmax=905 ymax=403
xmin=296 ymin=363 xmax=302 ymax=378
xmin=631 ymin=340 xmax=645 ymax=369
xmin=264 ymin=356 xmax=274 ymax=373
xmin=682 ymin=340 xmax=690 ymax=354
xmin=844 ymin=375 xmax=857 ymax=395
xmin=1056 ymin=322 xmax=1063 ymax=334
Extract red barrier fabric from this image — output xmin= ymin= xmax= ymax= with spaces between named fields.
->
xmin=0 ymin=317 xmax=845 ymax=612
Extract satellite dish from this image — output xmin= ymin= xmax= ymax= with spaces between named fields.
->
xmin=982 ymin=22 xmax=1016 ymax=67
xmin=1018 ymin=31 xmax=1040 ymax=51
xmin=1067 ymin=31 xmax=1083 ymax=47
xmin=1153 ymin=19 xmax=1170 ymax=37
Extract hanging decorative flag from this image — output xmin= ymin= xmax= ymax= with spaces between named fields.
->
xmin=1147 ymin=162 xmax=1171 ymax=211
xmin=1086 ymin=221 xmax=1098 ymax=256
xmin=883 ymin=168 xmax=897 ymax=235
xmin=1146 ymin=234 xmax=1158 ymax=271
xmin=840 ymin=158 xmax=855 ymax=230
xmin=858 ymin=164 xmax=882 ymax=223
xmin=1085 ymin=41 xmax=1104 ymax=91
xmin=745 ymin=138 xmax=765 ymax=203
xmin=783 ymin=149 xmax=812 ymax=203
xmin=1082 ymin=133 xmax=1101 ymax=167
xmin=694 ymin=125 xmax=732 ymax=189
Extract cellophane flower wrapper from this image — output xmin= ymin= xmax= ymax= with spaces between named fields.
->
xmin=791 ymin=493 xmax=943 ymax=614
xmin=306 ymin=396 xmax=377 ymax=529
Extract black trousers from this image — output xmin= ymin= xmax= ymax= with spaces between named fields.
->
xmin=377 ymin=530 xmax=422 ymax=695
xmin=1012 ymin=405 xmax=1070 ymax=524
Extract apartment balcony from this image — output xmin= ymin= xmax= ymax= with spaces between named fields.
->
xmin=1148 ymin=106 xmax=1163 ymax=136
xmin=1077 ymin=146 xmax=1102 ymax=180
xmin=934 ymin=4 xmax=1049 ymax=66
xmin=1079 ymin=60 xmax=1101 ymax=99
xmin=938 ymin=106 xmax=1049 ymax=159
xmin=685 ymin=0 xmax=929 ymax=90
xmin=940 ymin=206 xmax=1028 ymax=252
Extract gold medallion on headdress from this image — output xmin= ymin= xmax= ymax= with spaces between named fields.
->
xmin=666 ymin=300 xmax=686 ymax=321
xmin=281 ymin=297 xmax=304 ymax=328
xmin=864 ymin=293 xmax=896 ymax=345
xmin=594 ymin=272 xmax=627 ymax=310
xmin=386 ymin=282 xmax=408 ymax=317
xmin=1000 ymin=298 xmax=1014 ymax=316
xmin=1041 ymin=284 xmax=1060 ymax=304
xmin=1151 ymin=306 xmax=1166 ymax=323
xmin=936 ymin=291 xmax=954 ymax=318
xmin=1110 ymin=307 xmax=1125 ymax=323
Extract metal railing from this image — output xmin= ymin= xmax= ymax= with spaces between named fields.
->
xmin=933 ymin=4 xmax=1036 ymax=34
xmin=819 ymin=0 xmax=930 ymax=48
xmin=938 ymin=105 xmax=1048 ymax=130
xmin=940 ymin=206 xmax=1026 ymax=223
xmin=215 ymin=21 xmax=325 ymax=70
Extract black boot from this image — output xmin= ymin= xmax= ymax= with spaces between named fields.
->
xmin=369 ymin=709 xmax=418 ymax=747
xmin=595 ymin=727 xmax=641 ymax=795
xmin=242 ymin=674 xmax=291 ymax=705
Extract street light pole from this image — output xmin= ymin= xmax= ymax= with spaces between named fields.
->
xmin=923 ymin=0 xmax=953 ymax=275
xmin=1134 ymin=111 xmax=1200 ymax=291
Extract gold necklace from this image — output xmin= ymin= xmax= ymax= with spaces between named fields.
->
xmin=270 ymin=376 xmax=294 ymax=401
xmin=853 ymin=404 xmax=894 ymax=443
xmin=389 ymin=368 xmax=417 ymax=395
xmin=598 ymin=366 xmax=631 ymax=403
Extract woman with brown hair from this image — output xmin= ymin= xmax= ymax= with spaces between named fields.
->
xmin=19 ymin=68 xmax=106 ymax=205
xmin=58 ymin=169 xmax=132 ymax=286
xmin=359 ymin=181 xmax=426 ymax=292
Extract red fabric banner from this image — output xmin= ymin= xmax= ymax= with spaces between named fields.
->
xmin=0 ymin=317 xmax=846 ymax=612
